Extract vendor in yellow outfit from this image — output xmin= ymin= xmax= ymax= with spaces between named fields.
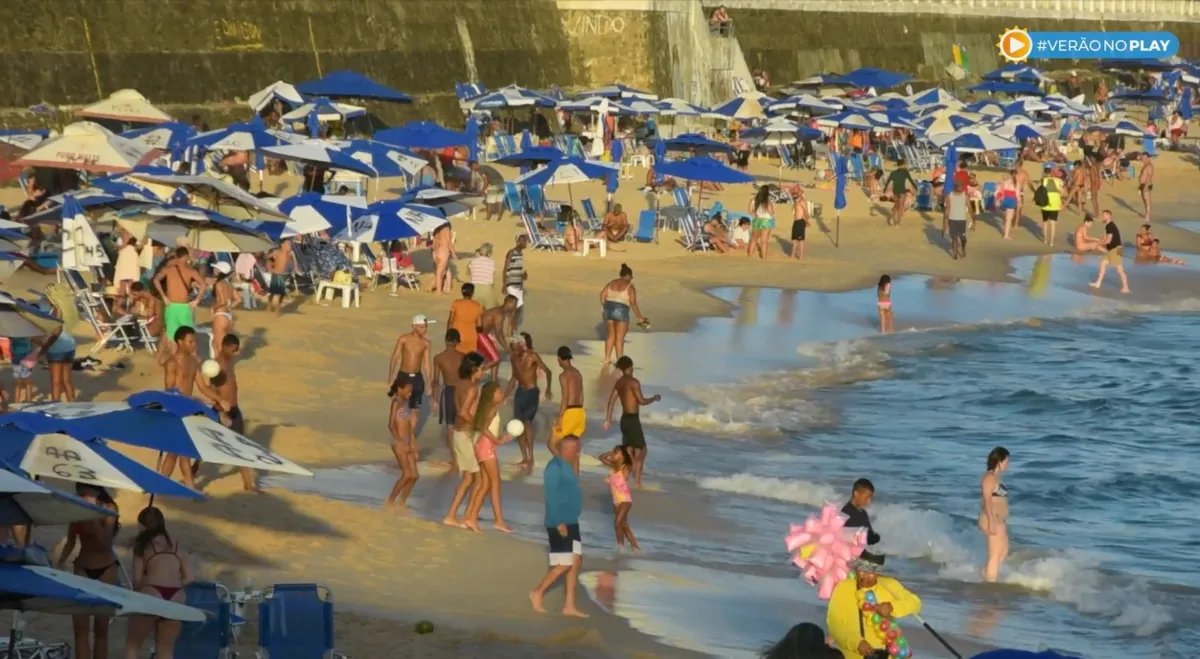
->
xmin=550 ymin=347 xmax=587 ymax=470
xmin=828 ymin=557 xmax=922 ymax=659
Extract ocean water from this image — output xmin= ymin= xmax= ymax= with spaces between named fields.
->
xmin=270 ymin=253 xmax=1200 ymax=659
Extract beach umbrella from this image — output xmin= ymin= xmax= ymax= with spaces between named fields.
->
xmin=186 ymin=117 xmax=288 ymax=153
xmin=1098 ymin=58 xmax=1179 ymax=72
xmin=906 ymin=87 xmax=961 ymax=108
xmin=709 ymin=92 xmax=769 ymax=120
xmin=455 ymin=81 xmax=488 ymax=104
xmin=247 ymin=81 xmax=305 ymax=114
xmin=969 ymin=81 xmax=1044 ymax=96
xmin=295 ymin=70 xmax=412 ymax=103
xmin=964 ymin=100 xmax=1008 ymax=118
xmin=560 ymin=96 xmax=639 ymax=115
xmin=332 ymin=201 xmax=448 ymax=243
xmin=468 ymin=84 xmax=557 ymax=110
xmin=0 ymin=548 xmax=203 ymax=620
xmin=1003 ymin=98 xmax=1051 ymax=115
xmin=656 ymin=156 xmax=754 ymax=184
xmin=258 ymin=140 xmax=378 ymax=177
xmin=991 ymin=121 xmax=1051 ymax=141
xmin=0 ymin=128 xmax=49 ymax=151
xmin=983 ymin=64 xmax=1051 ymax=84
xmin=24 ymin=186 xmax=161 ymax=224
xmin=78 ymin=89 xmax=173 ymax=125
xmin=930 ymin=127 xmax=1019 ymax=153
xmin=374 ymin=121 xmax=468 ymax=149
xmin=943 ymin=145 xmax=959 ymax=191
xmin=270 ymin=192 xmax=366 ymax=237
xmin=15 ymin=122 xmax=157 ymax=173
xmin=1092 ymin=120 xmax=1148 ymax=138
xmin=493 ymin=146 xmax=566 ymax=168
xmin=0 ymin=413 xmax=201 ymax=498
xmin=919 ymin=110 xmax=981 ymax=136
xmin=514 ymin=157 xmax=617 ymax=209
xmin=1181 ymin=87 xmax=1195 ymax=120
xmin=126 ymin=173 xmax=287 ymax=221
xmin=833 ymin=153 xmax=848 ymax=247
xmin=654 ymin=98 xmax=708 ymax=116
xmin=58 ymin=194 xmax=111 ymax=272
xmin=0 ymin=464 xmax=115 ymax=527
xmin=115 ymin=203 xmax=280 ymax=253
xmin=464 ymin=116 xmax=481 ymax=163
xmin=1108 ymin=89 xmax=1168 ymax=105
xmin=834 ymin=67 xmax=911 ymax=91
xmin=816 ymin=110 xmax=886 ymax=131
xmin=0 ymin=292 xmax=62 ymax=338
xmin=28 ymin=392 xmax=312 ymax=478
xmin=397 ymin=187 xmax=483 ymax=219
xmin=281 ymin=98 xmax=367 ymax=125
xmin=121 ymin=122 xmax=197 ymax=154
xmin=576 ymin=83 xmax=658 ymax=101
xmin=768 ymin=94 xmax=841 ymax=115
xmin=322 ymin=139 xmax=426 ymax=178
xmin=1040 ymin=94 xmax=1091 ymax=117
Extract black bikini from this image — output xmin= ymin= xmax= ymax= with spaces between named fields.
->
xmin=77 ymin=560 xmax=118 ymax=580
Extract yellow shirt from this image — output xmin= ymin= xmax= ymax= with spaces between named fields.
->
xmin=1038 ymin=176 xmax=1063 ymax=211
xmin=827 ymin=576 xmax=922 ymax=659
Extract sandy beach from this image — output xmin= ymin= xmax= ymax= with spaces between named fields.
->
xmin=7 ymin=146 xmax=1200 ymax=658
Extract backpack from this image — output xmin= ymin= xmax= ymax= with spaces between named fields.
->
xmin=1033 ymin=179 xmax=1050 ymax=207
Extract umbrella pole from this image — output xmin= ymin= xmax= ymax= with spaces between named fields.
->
xmin=835 ymin=210 xmax=841 ymax=248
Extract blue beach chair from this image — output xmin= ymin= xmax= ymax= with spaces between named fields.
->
xmin=255 ymin=584 xmax=346 ymax=659
xmin=867 ymin=151 xmax=883 ymax=171
xmin=981 ymin=181 xmax=998 ymax=211
xmin=581 ymin=198 xmax=601 ymax=231
xmin=848 ymin=153 xmax=865 ymax=181
xmin=502 ymin=182 xmax=523 ymax=214
xmin=176 ymin=582 xmax=232 ymax=659
xmin=635 ymin=210 xmax=658 ymax=243
xmin=520 ymin=213 xmax=565 ymax=251
xmin=913 ymin=181 xmax=934 ymax=211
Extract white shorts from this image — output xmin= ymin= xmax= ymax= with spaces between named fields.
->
xmin=505 ymin=286 xmax=524 ymax=309
xmin=452 ymin=430 xmax=480 ymax=473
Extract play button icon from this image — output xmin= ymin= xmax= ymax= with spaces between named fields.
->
xmin=997 ymin=28 xmax=1033 ymax=63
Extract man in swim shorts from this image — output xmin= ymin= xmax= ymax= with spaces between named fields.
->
xmin=476 ymin=294 xmax=518 ymax=380
xmin=265 ymin=240 xmax=292 ymax=314
xmin=388 ymin=314 xmax=435 ymax=433
xmin=431 ymin=328 xmax=463 ymax=469
xmin=529 ymin=435 xmax=587 ymax=618
xmin=153 ymin=247 xmax=206 ymax=354
xmin=604 ymin=356 xmax=661 ymax=488
xmin=506 ymin=332 xmax=553 ymax=467
xmin=551 ymin=346 xmax=586 ymax=471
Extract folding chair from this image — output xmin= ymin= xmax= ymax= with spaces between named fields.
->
xmin=848 ymin=153 xmax=865 ymax=181
xmin=981 ymin=181 xmax=998 ymax=211
xmin=86 ymin=314 xmax=138 ymax=355
xmin=680 ymin=215 xmax=711 ymax=252
xmin=176 ymin=581 xmax=233 ymax=659
xmin=502 ymin=182 xmax=523 ymax=214
xmin=520 ymin=213 xmax=564 ymax=251
xmin=634 ymin=210 xmax=658 ymax=243
xmin=581 ymin=199 xmax=602 ymax=231
xmin=913 ymin=181 xmax=934 ymax=211
xmin=255 ymin=584 xmax=346 ymax=659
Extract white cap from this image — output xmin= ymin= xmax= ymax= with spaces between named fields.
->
xmin=412 ymin=314 xmax=435 ymax=325
xmin=212 ymin=262 xmax=232 ymax=275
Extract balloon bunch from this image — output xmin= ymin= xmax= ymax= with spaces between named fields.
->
xmin=858 ymin=589 xmax=912 ymax=658
xmin=784 ymin=503 xmax=868 ymax=599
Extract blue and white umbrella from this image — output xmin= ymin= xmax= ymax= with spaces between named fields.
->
xmin=576 ymin=84 xmax=658 ymax=101
xmin=0 ymin=413 xmax=201 ymax=498
xmin=963 ymin=100 xmax=1008 ymax=118
xmin=126 ymin=173 xmax=288 ymax=221
xmin=116 ymin=203 xmax=282 ymax=253
xmin=0 ymin=128 xmax=50 ymax=151
xmin=991 ymin=122 xmax=1050 ymax=141
xmin=272 ymin=192 xmax=367 ymax=236
xmin=121 ymin=122 xmax=197 ymax=153
xmin=653 ymin=98 xmax=708 ymax=116
xmin=187 ymin=118 xmax=287 ymax=153
xmin=560 ymin=96 xmax=638 ymax=115
xmin=0 ymin=465 xmax=114 ymax=526
xmin=983 ymin=64 xmax=1051 ymax=84
xmin=258 ymin=140 xmax=378 ymax=176
xmin=1093 ymin=120 xmax=1147 ymax=138
xmin=816 ymin=110 xmax=888 ymax=130
xmin=768 ymin=94 xmax=841 ymax=115
xmin=929 ymin=127 xmax=1019 ymax=153
xmin=469 ymin=84 xmax=557 ymax=110
xmin=709 ymin=92 xmax=770 ymax=120
xmin=374 ymin=121 xmax=469 ymax=150
xmin=918 ymin=111 xmax=980 ymax=136
xmin=906 ymin=88 xmax=961 ymax=109
xmin=281 ymin=98 xmax=367 ymax=124
xmin=27 ymin=392 xmax=312 ymax=477
xmin=333 ymin=201 xmax=449 ymax=243
xmin=1040 ymin=94 xmax=1092 ymax=117
xmin=327 ymin=139 xmax=427 ymax=177
xmin=1003 ymin=98 xmax=1051 ymax=116
xmin=397 ymin=187 xmax=483 ymax=219
xmin=247 ymin=80 xmax=305 ymax=114
xmin=515 ymin=157 xmax=617 ymax=188
xmin=0 ymin=291 xmax=62 ymax=338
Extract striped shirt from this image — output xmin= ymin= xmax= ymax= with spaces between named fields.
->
xmin=468 ymin=256 xmax=495 ymax=286
xmin=504 ymin=249 xmax=525 ymax=288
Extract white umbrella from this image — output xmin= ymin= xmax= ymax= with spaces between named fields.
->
xmin=1 ymin=559 xmax=203 ymax=620
xmin=78 ymin=89 xmax=173 ymax=125
xmin=15 ymin=122 xmax=157 ymax=173
xmin=930 ymin=127 xmax=1019 ymax=153
xmin=768 ymin=94 xmax=841 ymax=114
xmin=247 ymin=81 xmax=305 ymax=114
xmin=128 ymin=173 xmax=288 ymax=220
xmin=709 ymin=92 xmax=770 ymax=120
xmin=560 ymin=96 xmax=636 ymax=115
xmin=0 ymin=130 xmax=49 ymax=151
xmin=333 ymin=201 xmax=448 ymax=243
xmin=281 ymin=100 xmax=367 ymax=123
xmin=0 ymin=467 xmax=114 ymax=526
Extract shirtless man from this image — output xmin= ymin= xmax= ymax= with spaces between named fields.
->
xmin=602 ymin=205 xmax=630 ymax=243
xmin=161 ymin=327 xmax=227 ymax=490
xmin=265 ymin=239 xmax=292 ymax=313
xmin=551 ymin=346 xmax=586 ymax=472
xmin=476 ymin=295 xmax=518 ymax=381
xmin=505 ymin=332 xmax=553 ymax=467
xmin=1135 ymin=223 xmax=1155 ymax=256
xmin=430 ymin=224 xmax=454 ymax=294
xmin=431 ymin=328 xmax=464 ymax=469
xmin=1137 ymin=152 xmax=1155 ymax=222
xmin=1073 ymin=215 xmax=1106 ymax=253
xmin=1013 ymin=159 xmax=1030 ymax=222
xmin=152 ymin=247 xmax=207 ymax=355
xmin=388 ymin=315 xmax=434 ymax=434
xmin=1064 ymin=160 xmax=1086 ymax=215
xmin=198 ymin=333 xmax=259 ymax=493
xmin=444 ymin=352 xmax=485 ymax=530
xmin=603 ymin=356 xmax=661 ymax=488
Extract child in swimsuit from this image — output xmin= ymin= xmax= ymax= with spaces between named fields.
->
xmin=876 ymin=274 xmax=893 ymax=334
xmin=386 ymin=373 xmax=419 ymax=509
xmin=600 ymin=445 xmax=640 ymax=552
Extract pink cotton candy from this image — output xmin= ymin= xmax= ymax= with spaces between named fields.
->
xmin=784 ymin=502 xmax=863 ymax=600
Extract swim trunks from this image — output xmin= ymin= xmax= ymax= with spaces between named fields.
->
xmin=438 ymin=385 xmax=456 ymax=425
xmin=1139 ymin=183 xmax=1153 ymax=192
xmin=451 ymin=429 xmax=480 ymax=473
xmin=948 ymin=219 xmax=967 ymax=241
xmin=267 ymin=273 xmax=287 ymax=296
xmin=790 ymin=219 xmax=807 ymax=242
xmin=214 ymin=405 xmax=246 ymax=434
xmin=514 ymin=386 xmax=539 ymax=422
xmin=620 ymin=413 xmax=646 ymax=450
xmin=404 ymin=372 xmax=425 ymax=410
xmin=602 ymin=301 xmax=631 ymax=323
xmin=477 ymin=333 xmax=501 ymax=362
xmin=553 ymin=406 xmax=586 ymax=440
xmin=164 ymin=303 xmax=194 ymax=344
xmin=546 ymin=523 xmax=582 ymax=566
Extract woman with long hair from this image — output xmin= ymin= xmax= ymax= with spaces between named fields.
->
xmin=747 ymin=185 xmax=775 ymax=259
xmin=38 ymin=283 xmax=78 ymax=402
xmin=56 ymin=485 xmax=119 ymax=659
xmin=978 ymin=446 xmax=1011 ymax=582
xmin=998 ymin=169 xmax=1020 ymax=240
xmin=209 ymin=262 xmax=239 ymax=354
xmin=385 ymin=372 xmax=419 ymax=509
xmin=462 ymin=379 xmax=516 ymax=532
xmin=443 ymin=352 xmax=486 ymax=530
xmin=125 ymin=507 xmax=192 ymax=659
xmin=599 ymin=264 xmax=647 ymax=365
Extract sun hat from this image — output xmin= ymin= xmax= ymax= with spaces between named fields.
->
xmin=212 ymin=262 xmax=232 ymax=275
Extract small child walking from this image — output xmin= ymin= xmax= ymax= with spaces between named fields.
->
xmin=876 ymin=275 xmax=893 ymax=334
xmin=600 ymin=445 xmax=640 ymax=552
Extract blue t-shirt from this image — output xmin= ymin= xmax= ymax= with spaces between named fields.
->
xmin=9 ymin=337 xmax=31 ymax=360
xmin=543 ymin=457 xmax=582 ymax=528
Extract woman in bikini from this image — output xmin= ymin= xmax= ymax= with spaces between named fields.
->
xmin=876 ymin=275 xmax=893 ymax=334
xmin=125 ymin=506 xmax=192 ymax=659
xmin=210 ymin=262 xmax=239 ymax=355
xmin=385 ymin=372 xmax=419 ymax=509
xmin=56 ymin=485 xmax=119 ymax=659
xmin=462 ymin=379 xmax=516 ymax=533
xmin=430 ymin=224 xmax=454 ymax=294
xmin=978 ymin=446 xmax=1011 ymax=582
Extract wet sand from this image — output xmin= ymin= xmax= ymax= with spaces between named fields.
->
xmin=6 ymin=150 xmax=1200 ymax=657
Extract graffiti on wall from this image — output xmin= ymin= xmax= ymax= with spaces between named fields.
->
xmin=561 ymin=12 xmax=628 ymax=37
xmin=213 ymin=18 xmax=264 ymax=51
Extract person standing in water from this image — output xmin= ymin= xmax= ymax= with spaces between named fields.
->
xmin=979 ymin=446 xmax=1011 ymax=582
xmin=551 ymin=346 xmax=586 ymax=468
xmin=599 ymin=445 xmax=639 ymax=552
xmin=387 ymin=315 xmax=435 ymax=435
xmin=599 ymin=264 xmax=647 ymax=365
xmin=431 ymin=329 xmax=464 ymax=469
xmin=529 ymin=435 xmax=588 ymax=618
xmin=604 ymin=356 xmax=661 ymax=489
xmin=1090 ymin=210 xmax=1131 ymax=294
xmin=385 ymin=372 xmax=419 ymax=510
xmin=876 ymin=275 xmax=893 ymax=334
xmin=505 ymin=332 xmax=553 ymax=467
xmin=462 ymin=379 xmax=515 ymax=533
xmin=841 ymin=479 xmax=883 ymax=565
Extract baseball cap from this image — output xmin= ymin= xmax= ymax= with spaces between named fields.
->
xmin=212 ymin=262 xmax=232 ymax=275
xmin=412 ymin=314 xmax=436 ymax=325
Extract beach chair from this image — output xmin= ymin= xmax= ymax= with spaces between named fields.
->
xmin=1142 ymin=136 xmax=1157 ymax=157
xmin=526 ymin=185 xmax=563 ymax=218
xmin=502 ymin=182 xmax=523 ymax=214
xmin=255 ymin=584 xmax=346 ymax=659
xmin=634 ymin=210 xmax=658 ymax=244
xmin=997 ymin=149 xmax=1018 ymax=168
xmin=867 ymin=152 xmax=883 ymax=171
xmin=680 ymin=215 xmax=711 ymax=252
xmin=981 ymin=181 xmax=998 ymax=211
xmin=176 ymin=581 xmax=233 ymax=659
xmin=913 ymin=181 xmax=934 ymax=211
xmin=500 ymin=134 xmax=518 ymax=156
xmin=520 ymin=213 xmax=564 ymax=251
xmin=581 ymin=198 xmax=602 ymax=231
xmin=848 ymin=153 xmax=865 ymax=181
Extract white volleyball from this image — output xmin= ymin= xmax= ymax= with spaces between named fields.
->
xmin=506 ymin=419 xmax=525 ymax=437
xmin=201 ymin=359 xmax=222 ymax=379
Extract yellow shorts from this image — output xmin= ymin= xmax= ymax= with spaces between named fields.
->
xmin=553 ymin=407 xmax=587 ymax=440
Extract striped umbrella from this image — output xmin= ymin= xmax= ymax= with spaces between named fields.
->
xmin=469 ymin=84 xmax=557 ymax=110
xmin=0 ymin=291 xmax=61 ymax=338
xmin=332 ymin=201 xmax=448 ymax=243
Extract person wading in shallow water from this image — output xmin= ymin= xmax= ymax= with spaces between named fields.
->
xmin=603 ymin=356 xmax=661 ymax=489
xmin=505 ymin=332 xmax=553 ymax=467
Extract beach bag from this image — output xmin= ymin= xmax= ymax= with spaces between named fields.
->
xmin=1033 ymin=180 xmax=1050 ymax=207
